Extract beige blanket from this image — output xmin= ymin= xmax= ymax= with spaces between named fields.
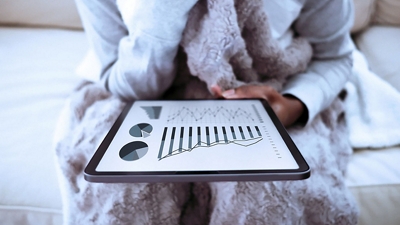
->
xmin=54 ymin=0 xmax=358 ymax=224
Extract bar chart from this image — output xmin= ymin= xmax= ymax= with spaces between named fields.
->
xmin=158 ymin=125 xmax=263 ymax=160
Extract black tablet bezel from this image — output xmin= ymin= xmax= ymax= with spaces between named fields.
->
xmin=84 ymin=99 xmax=310 ymax=183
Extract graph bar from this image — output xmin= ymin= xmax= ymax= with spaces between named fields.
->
xmin=197 ymin=127 xmax=201 ymax=146
xmin=189 ymin=127 xmax=192 ymax=149
xmin=222 ymin=127 xmax=228 ymax=143
xmin=239 ymin=126 xmax=245 ymax=139
xmin=230 ymin=126 xmax=237 ymax=139
xmin=247 ymin=126 xmax=254 ymax=138
xmin=169 ymin=127 xmax=176 ymax=155
xmin=214 ymin=127 xmax=219 ymax=143
xmin=206 ymin=127 xmax=210 ymax=146
xmin=158 ymin=127 xmax=168 ymax=159
xmin=179 ymin=127 xmax=184 ymax=152
xmin=255 ymin=126 xmax=262 ymax=137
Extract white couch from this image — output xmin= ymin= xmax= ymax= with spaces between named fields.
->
xmin=0 ymin=0 xmax=399 ymax=224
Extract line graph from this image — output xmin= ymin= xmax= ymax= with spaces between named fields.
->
xmin=158 ymin=125 xmax=264 ymax=161
xmin=159 ymin=137 xmax=263 ymax=161
xmin=167 ymin=106 xmax=257 ymax=124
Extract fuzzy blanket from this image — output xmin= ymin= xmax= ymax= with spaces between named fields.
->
xmin=53 ymin=0 xmax=358 ymax=224
xmin=54 ymin=83 xmax=357 ymax=225
xmin=163 ymin=0 xmax=311 ymax=99
xmin=344 ymin=50 xmax=400 ymax=149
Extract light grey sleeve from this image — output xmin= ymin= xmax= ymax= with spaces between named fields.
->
xmin=75 ymin=0 xmax=198 ymax=100
xmin=281 ymin=0 xmax=355 ymax=125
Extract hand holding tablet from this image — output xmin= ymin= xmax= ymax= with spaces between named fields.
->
xmin=84 ymin=99 xmax=310 ymax=183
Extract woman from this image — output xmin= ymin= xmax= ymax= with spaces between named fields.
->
xmin=71 ymin=0 xmax=357 ymax=224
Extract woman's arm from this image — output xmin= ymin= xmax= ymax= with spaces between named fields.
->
xmin=217 ymin=0 xmax=355 ymax=127
xmin=75 ymin=0 xmax=198 ymax=100
xmin=280 ymin=0 xmax=355 ymax=124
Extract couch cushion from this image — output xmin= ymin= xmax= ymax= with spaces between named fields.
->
xmin=0 ymin=0 xmax=82 ymax=29
xmin=354 ymin=26 xmax=400 ymax=92
xmin=0 ymin=27 xmax=86 ymax=225
xmin=349 ymin=184 xmax=400 ymax=225
xmin=373 ymin=0 xmax=400 ymax=26
xmin=346 ymin=147 xmax=400 ymax=187
xmin=352 ymin=0 xmax=376 ymax=33
xmin=346 ymin=146 xmax=400 ymax=225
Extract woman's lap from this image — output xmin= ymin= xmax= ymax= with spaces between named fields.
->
xmin=55 ymin=82 xmax=357 ymax=224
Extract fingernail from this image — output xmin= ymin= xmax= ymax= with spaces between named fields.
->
xmin=222 ymin=89 xmax=235 ymax=98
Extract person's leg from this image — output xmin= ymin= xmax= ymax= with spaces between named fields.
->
xmin=207 ymin=100 xmax=358 ymax=224
xmin=55 ymin=82 xmax=191 ymax=224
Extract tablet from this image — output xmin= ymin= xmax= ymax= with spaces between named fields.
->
xmin=84 ymin=99 xmax=310 ymax=183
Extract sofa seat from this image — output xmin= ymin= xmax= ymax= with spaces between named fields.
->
xmin=345 ymin=23 xmax=400 ymax=225
xmin=346 ymin=146 xmax=400 ymax=225
xmin=0 ymin=27 xmax=85 ymax=225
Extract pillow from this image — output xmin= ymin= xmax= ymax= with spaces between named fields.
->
xmin=373 ymin=0 xmax=400 ymax=26
xmin=0 ymin=0 xmax=82 ymax=29
xmin=355 ymin=26 xmax=400 ymax=92
xmin=351 ymin=0 xmax=376 ymax=33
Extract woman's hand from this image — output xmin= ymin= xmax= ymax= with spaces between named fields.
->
xmin=211 ymin=85 xmax=306 ymax=127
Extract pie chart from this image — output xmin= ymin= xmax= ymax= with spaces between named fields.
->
xmin=129 ymin=123 xmax=153 ymax=138
xmin=119 ymin=141 xmax=148 ymax=161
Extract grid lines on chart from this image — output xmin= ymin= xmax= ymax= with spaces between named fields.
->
xmin=166 ymin=106 xmax=257 ymax=124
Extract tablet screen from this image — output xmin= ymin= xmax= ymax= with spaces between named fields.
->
xmin=95 ymin=100 xmax=299 ymax=172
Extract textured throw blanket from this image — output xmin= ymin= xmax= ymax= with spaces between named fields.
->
xmin=163 ymin=0 xmax=312 ymax=99
xmin=54 ymin=0 xmax=358 ymax=224
xmin=344 ymin=50 xmax=400 ymax=149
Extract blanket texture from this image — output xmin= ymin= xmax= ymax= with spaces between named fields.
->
xmin=163 ymin=0 xmax=312 ymax=99
xmin=54 ymin=0 xmax=358 ymax=224
xmin=344 ymin=50 xmax=400 ymax=149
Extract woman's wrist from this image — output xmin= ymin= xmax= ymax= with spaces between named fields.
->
xmin=282 ymin=94 xmax=307 ymax=127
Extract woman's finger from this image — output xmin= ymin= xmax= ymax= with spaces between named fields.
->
xmin=222 ymin=85 xmax=275 ymax=100
xmin=210 ymin=85 xmax=223 ymax=98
